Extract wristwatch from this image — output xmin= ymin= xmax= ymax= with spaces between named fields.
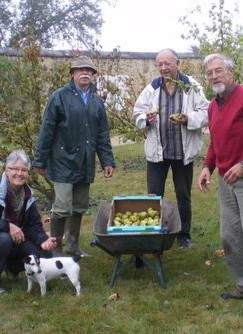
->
xmin=239 ymin=161 xmax=243 ymax=168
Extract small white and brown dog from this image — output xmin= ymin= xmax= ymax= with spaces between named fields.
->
xmin=24 ymin=253 xmax=84 ymax=297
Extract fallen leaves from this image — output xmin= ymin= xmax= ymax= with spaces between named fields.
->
xmin=213 ymin=249 xmax=225 ymax=257
xmin=205 ymin=260 xmax=212 ymax=266
xmin=103 ymin=293 xmax=120 ymax=308
xmin=107 ymin=293 xmax=120 ymax=302
xmin=204 ymin=249 xmax=225 ymax=267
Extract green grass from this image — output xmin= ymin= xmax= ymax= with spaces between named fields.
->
xmin=1 ymin=136 xmax=243 ymax=334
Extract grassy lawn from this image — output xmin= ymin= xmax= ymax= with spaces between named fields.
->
xmin=1 ymin=135 xmax=243 ymax=334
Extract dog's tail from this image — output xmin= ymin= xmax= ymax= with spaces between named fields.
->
xmin=72 ymin=249 xmax=91 ymax=262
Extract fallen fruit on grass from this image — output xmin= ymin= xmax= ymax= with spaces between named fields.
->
xmin=213 ymin=249 xmax=225 ymax=257
xmin=204 ymin=303 xmax=214 ymax=310
xmin=205 ymin=260 xmax=212 ymax=266
xmin=107 ymin=293 xmax=120 ymax=302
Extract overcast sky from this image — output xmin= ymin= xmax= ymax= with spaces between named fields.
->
xmin=98 ymin=0 xmax=242 ymax=53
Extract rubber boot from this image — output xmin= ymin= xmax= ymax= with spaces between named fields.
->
xmin=65 ymin=213 xmax=82 ymax=255
xmin=50 ymin=217 xmax=66 ymax=256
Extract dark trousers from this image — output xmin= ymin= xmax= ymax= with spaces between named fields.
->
xmin=147 ymin=159 xmax=193 ymax=240
xmin=0 ymin=232 xmax=52 ymax=275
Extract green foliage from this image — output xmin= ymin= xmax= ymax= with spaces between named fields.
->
xmin=0 ymin=46 xmax=44 ymax=155
xmin=167 ymin=78 xmax=201 ymax=94
xmin=0 ymin=43 xmax=69 ymax=201
xmin=179 ymin=0 xmax=243 ymax=96
xmin=94 ymin=51 xmax=146 ymax=143
xmin=0 ymin=0 xmax=12 ymax=46
xmin=0 ymin=0 xmax=112 ymax=48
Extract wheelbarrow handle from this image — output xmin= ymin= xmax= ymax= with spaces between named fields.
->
xmin=90 ymin=239 xmax=116 ymax=257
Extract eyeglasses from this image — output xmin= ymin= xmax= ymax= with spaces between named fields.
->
xmin=7 ymin=167 xmax=29 ymax=173
xmin=206 ymin=68 xmax=225 ymax=78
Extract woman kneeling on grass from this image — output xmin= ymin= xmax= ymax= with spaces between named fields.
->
xmin=0 ymin=149 xmax=56 ymax=295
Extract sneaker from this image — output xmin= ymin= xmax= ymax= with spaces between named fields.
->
xmin=221 ymin=290 xmax=243 ymax=300
xmin=178 ymin=238 xmax=191 ymax=249
xmin=0 ymin=288 xmax=8 ymax=296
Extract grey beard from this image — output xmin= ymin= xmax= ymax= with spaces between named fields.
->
xmin=212 ymin=84 xmax=225 ymax=95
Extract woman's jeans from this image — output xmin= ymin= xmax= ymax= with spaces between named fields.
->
xmin=0 ymin=232 xmax=52 ymax=274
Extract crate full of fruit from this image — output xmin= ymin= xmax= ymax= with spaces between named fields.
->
xmin=107 ymin=195 xmax=164 ymax=234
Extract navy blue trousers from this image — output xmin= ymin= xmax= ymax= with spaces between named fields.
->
xmin=147 ymin=159 xmax=193 ymax=240
xmin=0 ymin=232 xmax=52 ymax=275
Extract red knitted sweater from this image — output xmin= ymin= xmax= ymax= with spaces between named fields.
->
xmin=204 ymin=84 xmax=243 ymax=176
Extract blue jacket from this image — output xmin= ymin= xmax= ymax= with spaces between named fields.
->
xmin=0 ymin=173 xmax=49 ymax=246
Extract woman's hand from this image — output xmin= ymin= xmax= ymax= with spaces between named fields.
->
xmin=41 ymin=237 xmax=57 ymax=251
xmin=9 ymin=223 xmax=25 ymax=244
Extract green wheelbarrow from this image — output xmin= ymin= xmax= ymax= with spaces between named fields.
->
xmin=90 ymin=200 xmax=181 ymax=288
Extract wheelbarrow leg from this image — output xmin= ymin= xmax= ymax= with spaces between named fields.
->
xmin=110 ymin=255 xmax=121 ymax=288
xmin=154 ymin=254 xmax=166 ymax=288
xmin=136 ymin=254 xmax=166 ymax=288
xmin=110 ymin=255 xmax=136 ymax=288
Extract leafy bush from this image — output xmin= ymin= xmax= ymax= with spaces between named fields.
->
xmin=0 ymin=44 xmax=69 ymax=202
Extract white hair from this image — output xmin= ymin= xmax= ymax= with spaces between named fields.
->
xmin=5 ymin=149 xmax=31 ymax=170
xmin=204 ymin=53 xmax=234 ymax=70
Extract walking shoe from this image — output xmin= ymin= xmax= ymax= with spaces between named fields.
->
xmin=221 ymin=290 xmax=243 ymax=300
xmin=66 ymin=248 xmax=91 ymax=257
xmin=11 ymin=273 xmax=20 ymax=282
xmin=0 ymin=288 xmax=8 ymax=296
xmin=178 ymin=238 xmax=191 ymax=249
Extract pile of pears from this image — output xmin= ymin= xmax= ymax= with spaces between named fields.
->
xmin=113 ymin=207 xmax=160 ymax=227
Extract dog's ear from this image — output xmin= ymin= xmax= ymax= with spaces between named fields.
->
xmin=24 ymin=255 xmax=32 ymax=264
xmin=34 ymin=254 xmax=40 ymax=265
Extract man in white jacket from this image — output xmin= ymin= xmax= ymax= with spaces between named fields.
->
xmin=133 ymin=48 xmax=208 ymax=248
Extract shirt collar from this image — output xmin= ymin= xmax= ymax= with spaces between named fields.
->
xmin=161 ymin=73 xmax=180 ymax=89
xmin=75 ymin=84 xmax=90 ymax=95
xmin=215 ymin=82 xmax=236 ymax=106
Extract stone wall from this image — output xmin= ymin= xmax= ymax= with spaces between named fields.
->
xmin=0 ymin=48 xmax=203 ymax=85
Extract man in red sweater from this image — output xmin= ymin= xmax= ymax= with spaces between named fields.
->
xmin=198 ymin=53 xmax=243 ymax=300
